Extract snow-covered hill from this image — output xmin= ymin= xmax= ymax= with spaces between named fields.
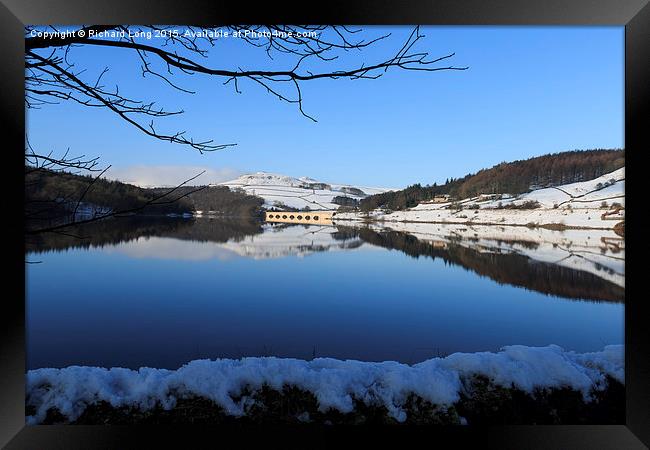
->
xmin=218 ymin=172 xmax=393 ymax=211
xmin=336 ymin=167 xmax=625 ymax=230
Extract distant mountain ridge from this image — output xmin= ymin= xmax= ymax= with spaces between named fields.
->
xmin=218 ymin=171 xmax=394 ymax=211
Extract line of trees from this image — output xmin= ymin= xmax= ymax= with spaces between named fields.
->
xmin=147 ymin=186 xmax=263 ymax=217
xmin=25 ymin=167 xmax=264 ymax=232
xmin=25 ymin=167 xmax=191 ymax=229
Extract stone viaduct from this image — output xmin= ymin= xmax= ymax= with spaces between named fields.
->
xmin=265 ymin=211 xmax=336 ymax=225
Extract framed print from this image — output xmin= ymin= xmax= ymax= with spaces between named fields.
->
xmin=2 ymin=0 xmax=649 ymax=448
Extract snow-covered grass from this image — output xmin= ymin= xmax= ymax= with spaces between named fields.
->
xmin=26 ymin=344 xmax=623 ymax=424
xmin=219 ymin=172 xmax=394 ymax=211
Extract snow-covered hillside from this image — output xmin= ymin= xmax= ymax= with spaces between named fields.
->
xmin=336 ymin=168 xmax=625 ymax=230
xmin=218 ymin=172 xmax=393 ymax=211
xmin=482 ymin=167 xmax=625 ymax=209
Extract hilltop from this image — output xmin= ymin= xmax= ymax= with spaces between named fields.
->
xmin=218 ymin=171 xmax=393 ymax=211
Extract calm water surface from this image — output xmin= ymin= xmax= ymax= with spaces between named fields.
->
xmin=26 ymin=218 xmax=624 ymax=369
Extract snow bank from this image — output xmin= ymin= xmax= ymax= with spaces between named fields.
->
xmin=26 ymin=344 xmax=623 ymax=424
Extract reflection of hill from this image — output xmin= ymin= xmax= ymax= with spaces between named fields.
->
xmin=162 ymin=217 xmax=263 ymax=243
xmin=26 ymin=217 xmax=263 ymax=254
xmin=215 ymin=223 xmax=365 ymax=259
xmin=347 ymin=227 xmax=624 ymax=303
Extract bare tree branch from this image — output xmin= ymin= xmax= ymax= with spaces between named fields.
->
xmin=25 ymin=25 xmax=466 ymax=146
xmin=24 ymin=25 xmax=467 ymax=238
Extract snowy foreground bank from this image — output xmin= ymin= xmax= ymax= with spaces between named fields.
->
xmin=27 ymin=344 xmax=623 ymax=425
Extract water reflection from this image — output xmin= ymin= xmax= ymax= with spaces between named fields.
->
xmin=26 ymin=217 xmax=624 ymax=368
xmin=342 ymin=225 xmax=624 ymax=303
xmin=29 ymin=217 xmax=624 ymax=302
xmin=26 ymin=216 xmax=263 ymax=253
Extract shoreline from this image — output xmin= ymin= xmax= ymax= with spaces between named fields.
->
xmin=334 ymin=216 xmax=623 ymax=233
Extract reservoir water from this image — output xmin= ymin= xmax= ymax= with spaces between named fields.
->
xmin=26 ymin=217 xmax=624 ymax=369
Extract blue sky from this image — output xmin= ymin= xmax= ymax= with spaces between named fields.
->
xmin=27 ymin=26 xmax=624 ymax=188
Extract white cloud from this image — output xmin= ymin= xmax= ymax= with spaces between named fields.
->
xmin=104 ymin=165 xmax=242 ymax=187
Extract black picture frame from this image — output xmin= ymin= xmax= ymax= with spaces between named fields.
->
xmin=2 ymin=1 xmax=648 ymax=448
